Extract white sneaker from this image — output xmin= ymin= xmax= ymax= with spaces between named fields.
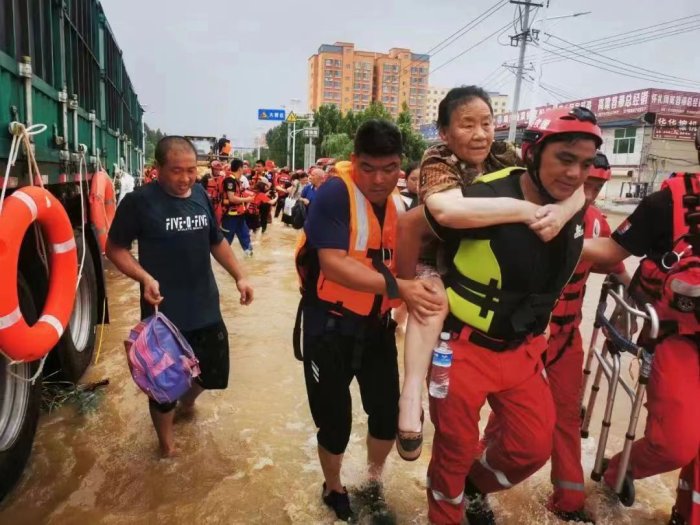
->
xmin=245 ymin=249 xmax=254 ymax=257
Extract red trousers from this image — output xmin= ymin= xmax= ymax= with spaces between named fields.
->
xmin=603 ymin=335 xmax=700 ymax=525
xmin=544 ymin=328 xmax=587 ymax=513
xmin=427 ymin=333 xmax=555 ymax=525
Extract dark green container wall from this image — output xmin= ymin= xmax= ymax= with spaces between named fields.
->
xmin=0 ymin=0 xmax=144 ymax=181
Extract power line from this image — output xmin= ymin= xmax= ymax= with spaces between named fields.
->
xmin=432 ymin=20 xmax=515 ymax=75
xmin=400 ymin=0 xmax=509 ymax=75
xmin=576 ymin=13 xmax=700 ymax=47
xmin=539 ymin=40 xmax=700 ymax=88
xmin=481 ymin=65 xmax=506 ymax=85
xmin=527 ymin=18 xmax=700 ymax=68
xmin=504 ymin=15 xmax=700 ymax=69
xmin=541 ymin=39 xmax=700 ymax=89
xmin=545 ymin=33 xmax=700 ymax=86
xmin=429 ymin=0 xmax=509 ymax=57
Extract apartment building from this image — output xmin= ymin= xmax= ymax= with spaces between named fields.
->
xmin=308 ymin=42 xmax=430 ymax=122
xmin=422 ymin=87 xmax=509 ymax=126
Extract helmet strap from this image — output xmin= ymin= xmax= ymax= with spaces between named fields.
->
xmin=528 ymin=148 xmax=557 ymax=204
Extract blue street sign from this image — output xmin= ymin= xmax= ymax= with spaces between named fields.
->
xmin=258 ymin=109 xmax=286 ymax=121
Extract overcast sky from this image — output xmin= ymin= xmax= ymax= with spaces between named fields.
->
xmin=101 ymin=0 xmax=699 ymax=148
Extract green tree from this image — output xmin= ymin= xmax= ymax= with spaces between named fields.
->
xmin=313 ymin=104 xmax=344 ymax=148
xmin=265 ymin=124 xmax=288 ymax=166
xmin=396 ymin=103 xmax=427 ymax=166
xmin=321 ymin=133 xmax=354 ymax=160
xmin=360 ymin=101 xmax=394 ymax=122
xmin=144 ymin=123 xmax=166 ymax=164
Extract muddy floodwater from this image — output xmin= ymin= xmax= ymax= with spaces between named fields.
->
xmin=0 ymin=215 xmax=679 ymax=524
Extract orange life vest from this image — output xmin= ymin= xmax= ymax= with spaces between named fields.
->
xmin=635 ymin=172 xmax=700 ymax=336
xmin=89 ymin=170 xmax=117 ymax=254
xmin=204 ymin=175 xmax=225 ymax=224
xmin=550 ymin=206 xmax=623 ymax=335
xmin=295 ymin=167 xmax=404 ymax=317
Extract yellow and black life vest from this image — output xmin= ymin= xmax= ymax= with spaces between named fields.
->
xmin=442 ymin=167 xmax=584 ymax=341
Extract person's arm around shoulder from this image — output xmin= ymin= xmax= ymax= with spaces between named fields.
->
xmin=529 ymin=186 xmax=586 ymax=242
xmin=425 ymin=187 xmax=538 ymax=230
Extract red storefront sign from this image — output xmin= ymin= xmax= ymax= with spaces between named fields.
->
xmin=649 ymin=89 xmax=700 ymax=117
xmin=494 ymin=88 xmax=700 ymax=128
xmin=653 ymin=114 xmax=700 ymax=141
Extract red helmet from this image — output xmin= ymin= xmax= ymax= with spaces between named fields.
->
xmin=521 ymin=106 xmax=603 ymax=161
xmin=589 ymin=151 xmax=611 ymax=181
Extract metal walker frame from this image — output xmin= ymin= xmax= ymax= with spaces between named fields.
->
xmin=579 ymin=277 xmax=660 ymax=497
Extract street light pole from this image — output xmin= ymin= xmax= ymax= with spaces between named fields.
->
xmin=291 ymin=120 xmax=297 ymax=170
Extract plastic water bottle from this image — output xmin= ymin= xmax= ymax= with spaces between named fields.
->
xmin=429 ymin=332 xmax=453 ymax=399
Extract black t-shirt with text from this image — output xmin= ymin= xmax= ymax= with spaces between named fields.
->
xmin=108 ymin=182 xmax=225 ymax=331
xmin=611 ymin=187 xmax=673 ymax=260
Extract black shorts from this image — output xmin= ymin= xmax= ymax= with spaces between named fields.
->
xmin=302 ymin=315 xmax=399 ymax=455
xmin=150 ymin=320 xmax=229 ymax=413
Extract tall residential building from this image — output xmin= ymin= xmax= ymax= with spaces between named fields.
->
xmin=422 ymin=87 xmax=510 ymax=125
xmin=308 ymin=42 xmax=429 ymax=122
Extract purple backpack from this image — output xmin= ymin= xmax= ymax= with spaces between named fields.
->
xmin=124 ymin=311 xmax=201 ymax=404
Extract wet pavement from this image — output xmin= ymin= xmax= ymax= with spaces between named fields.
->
xmin=0 ymin=216 xmax=679 ymax=524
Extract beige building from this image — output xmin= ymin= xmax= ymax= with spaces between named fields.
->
xmin=422 ymin=87 xmax=509 ymax=126
xmin=308 ymin=42 xmax=430 ymax=122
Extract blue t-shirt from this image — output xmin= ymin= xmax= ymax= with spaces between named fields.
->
xmin=301 ymin=184 xmax=318 ymax=205
xmin=108 ymin=182 xmax=225 ymax=331
xmin=305 ymin=177 xmax=387 ymax=249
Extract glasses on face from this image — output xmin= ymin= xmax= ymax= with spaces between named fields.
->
xmin=569 ymin=106 xmax=598 ymax=125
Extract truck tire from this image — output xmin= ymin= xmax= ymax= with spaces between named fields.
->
xmin=55 ymin=230 xmax=99 ymax=382
xmin=0 ymin=275 xmax=42 ymax=503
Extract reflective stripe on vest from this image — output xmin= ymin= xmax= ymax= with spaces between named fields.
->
xmin=313 ymin=165 xmax=401 ymax=316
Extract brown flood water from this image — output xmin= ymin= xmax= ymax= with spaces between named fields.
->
xmin=0 ymin=215 xmax=679 ymax=524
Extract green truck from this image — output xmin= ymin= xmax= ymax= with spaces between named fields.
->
xmin=0 ymin=0 xmax=143 ymax=501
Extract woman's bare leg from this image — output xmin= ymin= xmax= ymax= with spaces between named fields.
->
xmin=398 ymin=276 xmax=447 ymax=432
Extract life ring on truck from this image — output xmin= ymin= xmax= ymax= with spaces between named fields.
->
xmin=0 ymin=186 xmax=78 ymax=361
xmin=89 ymin=170 xmax=116 ymax=254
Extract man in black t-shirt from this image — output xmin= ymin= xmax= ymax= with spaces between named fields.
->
xmin=582 ymin=131 xmax=700 ymax=525
xmin=106 ymin=136 xmax=254 ymax=458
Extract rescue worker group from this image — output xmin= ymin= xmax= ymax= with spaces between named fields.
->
xmin=108 ymin=86 xmax=700 ymax=525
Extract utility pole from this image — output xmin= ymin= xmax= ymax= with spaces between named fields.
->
xmin=508 ymin=0 xmax=542 ymax=142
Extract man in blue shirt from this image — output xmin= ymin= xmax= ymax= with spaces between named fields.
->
xmin=107 ymin=136 xmax=254 ymax=458
xmin=300 ymin=167 xmax=326 ymax=207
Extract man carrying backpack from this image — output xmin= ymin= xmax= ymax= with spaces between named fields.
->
xmin=583 ymin=127 xmax=700 ymax=525
xmin=107 ymin=136 xmax=254 ymax=458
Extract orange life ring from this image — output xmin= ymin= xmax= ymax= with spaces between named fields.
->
xmin=0 ymin=187 xmax=78 ymax=361
xmin=90 ymin=170 xmax=116 ymax=254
